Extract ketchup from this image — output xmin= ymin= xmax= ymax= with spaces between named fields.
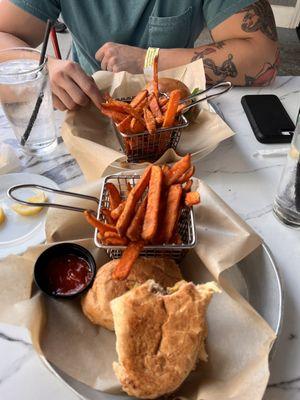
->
xmin=42 ymin=254 xmax=93 ymax=296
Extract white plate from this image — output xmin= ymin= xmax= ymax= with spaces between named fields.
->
xmin=0 ymin=173 xmax=59 ymax=259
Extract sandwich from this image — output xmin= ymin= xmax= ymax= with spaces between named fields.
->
xmin=111 ymin=279 xmax=219 ymax=398
xmin=81 ymin=257 xmax=182 ymax=331
xmin=146 ymin=77 xmax=199 ymax=121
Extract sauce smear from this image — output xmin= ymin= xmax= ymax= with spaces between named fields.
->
xmin=43 ymin=254 xmax=93 ymax=296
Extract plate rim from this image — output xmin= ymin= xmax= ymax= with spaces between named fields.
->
xmin=36 ymin=242 xmax=283 ymax=400
xmin=0 ymin=172 xmax=59 ymax=259
xmin=261 ymin=242 xmax=284 ymax=337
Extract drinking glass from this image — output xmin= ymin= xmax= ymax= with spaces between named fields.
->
xmin=0 ymin=48 xmax=57 ymax=155
xmin=273 ymin=108 xmax=300 ymax=227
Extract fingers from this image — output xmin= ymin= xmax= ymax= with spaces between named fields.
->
xmin=112 ymin=65 xmax=120 ymax=73
xmin=76 ymin=74 xmax=103 ymax=108
xmin=52 ymin=86 xmax=78 ymax=111
xmin=106 ymin=55 xmax=121 ymax=73
xmin=95 ymin=43 xmax=106 ymax=63
xmin=63 ymin=61 xmax=103 ymax=108
xmin=49 ymin=59 xmax=103 ymax=110
xmin=100 ymin=55 xmax=109 ymax=71
xmin=95 ymin=42 xmax=113 ymax=64
xmin=62 ymin=76 xmax=89 ymax=107
xmin=96 ymin=42 xmax=118 ymax=72
xmin=95 ymin=42 xmax=145 ymax=74
xmin=101 ymin=53 xmax=121 ymax=73
xmin=52 ymin=94 xmax=67 ymax=111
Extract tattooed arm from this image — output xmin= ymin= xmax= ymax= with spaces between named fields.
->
xmin=157 ymin=0 xmax=279 ymax=86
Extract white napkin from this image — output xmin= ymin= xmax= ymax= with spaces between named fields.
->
xmin=0 ymin=143 xmax=21 ymax=174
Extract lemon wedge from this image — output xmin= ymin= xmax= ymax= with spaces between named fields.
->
xmin=0 ymin=207 xmax=5 ymax=225
xmin=11 ymin=191 xmax=47 ymax=216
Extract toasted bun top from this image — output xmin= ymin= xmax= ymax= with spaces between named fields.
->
xmin=81 ymin=257 xmax=182 ymax=331
xmin=146 ymin=78 xmax=191 ymax=99
xmin=111 ymin=280 xmax=217 ymax=399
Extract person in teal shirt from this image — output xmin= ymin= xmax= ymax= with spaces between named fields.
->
xmin=0 ymin=0 xmax=279 ymax=111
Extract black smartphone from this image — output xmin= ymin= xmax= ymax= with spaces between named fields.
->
xmin=241 ymin=94 xmax=295 ymax=144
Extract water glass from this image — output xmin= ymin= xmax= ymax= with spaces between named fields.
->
xmin=0 ymin=47 xmax=57 ymax=155
xmin=273 ymin=108 xmax=300 ymax=227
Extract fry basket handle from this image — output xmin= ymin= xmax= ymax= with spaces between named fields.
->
xmin=180 ymin=81 xmax=232 ymax=112
xmin=7 ymin=184 xmax=99 ymax=215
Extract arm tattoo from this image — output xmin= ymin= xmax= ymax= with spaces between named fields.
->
xmin=191 ymin=41 xmax=225 ymax=62
xmin=204 ymin=54 xmax=238 ymax=81
xmin=191 ymin=43 xmax=237 ymax=83
xmin=191 ymin=47 xmax=216 ymax=62
xmin=245 ymin=48 xmax=280 ymax=86
xmin=214 ymin=41 xmax=225 ymax=49
xmin=238 ymin=0 xmax=277 ymax=41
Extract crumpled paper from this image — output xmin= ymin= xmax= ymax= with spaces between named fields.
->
xmin=61 ymin=59 xmax=234 ymax=180
xmin=0 ymin=176 xmax=275 ymax=400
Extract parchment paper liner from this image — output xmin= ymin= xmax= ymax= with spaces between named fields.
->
xmin=0 ymin=177 xmax=275 ymax=400
xmin=61 ymin=59 xmax=234 ymax=181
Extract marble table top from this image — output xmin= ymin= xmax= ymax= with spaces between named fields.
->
xmin=0 ymin=76 xmax=299 ymax=400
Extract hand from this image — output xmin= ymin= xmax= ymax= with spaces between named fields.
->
xmin=47 ymin=58 xmax=103 ymax=111
xmin=95 ymin=42 xmax=146 ymax=74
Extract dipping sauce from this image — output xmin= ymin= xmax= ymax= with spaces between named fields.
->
xmin=41 ymin=254 xmax=94 ymax=296
xmin=34 ymin=243 xmax=96 ymax=298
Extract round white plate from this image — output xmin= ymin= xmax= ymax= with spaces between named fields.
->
xmin=0 ymin=173 xmax=59 ymax=259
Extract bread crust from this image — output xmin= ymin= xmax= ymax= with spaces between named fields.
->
xmin=81 ymin=258 xmax=182 ymax=331
xmin=146 ymin=77 xmax=199 ymax=122
xmin=146 ymin=77 xmax=191 ymax=99
xmin=111 ymin=280 xmax=216 ymax=399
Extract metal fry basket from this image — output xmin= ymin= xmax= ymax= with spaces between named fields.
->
xmin=95 ymin=174 xmax=196 ymax=260
xmin=113 ymin=97 xmax=189 ymax=163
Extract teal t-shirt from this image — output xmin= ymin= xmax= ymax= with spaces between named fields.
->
xmin=10 ymin=0 xmax=255 ymax=75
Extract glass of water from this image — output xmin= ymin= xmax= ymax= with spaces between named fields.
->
xmin=273 ymin=108 xmax=300 ymax=227
xmin=0 ymin=47 xmax=57 ymax=155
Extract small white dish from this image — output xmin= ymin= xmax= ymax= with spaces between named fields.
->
xmin=0 ymin=173 xmax=59 ymax=259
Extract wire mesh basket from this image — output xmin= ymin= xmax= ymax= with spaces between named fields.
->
xmin=113 ymin=97 xmax=189 ymax=163
xmin=94 ymin=174 xmax=196 ymax=261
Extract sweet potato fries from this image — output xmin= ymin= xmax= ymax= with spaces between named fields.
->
xmin=84 ymin=155 xmax=200 ymax=280
xmin=100 ymin=90 xmax=184 ymax=135
xmin=99 ymin=55 xmax=186 ymax=136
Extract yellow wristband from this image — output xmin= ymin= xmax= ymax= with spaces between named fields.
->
xmin=143 ymin=47 xmax=159 ymax=77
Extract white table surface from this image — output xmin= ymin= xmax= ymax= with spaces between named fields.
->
xmin=0 ymin=76 xmax=299 ymax=400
